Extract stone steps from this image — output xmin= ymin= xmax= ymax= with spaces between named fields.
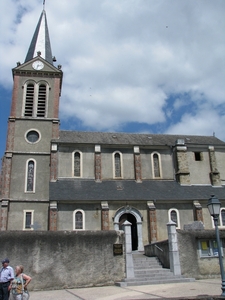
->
xmin=115 ymin=252 xmax=195 ymax=287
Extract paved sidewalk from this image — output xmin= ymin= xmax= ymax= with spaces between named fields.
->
xmin=28 ymin=278 xmax=222 ymax=300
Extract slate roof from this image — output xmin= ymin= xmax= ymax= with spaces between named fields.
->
xmin=25 ymin=10 xmax=53 ymax=64
xmin=54 ymin=131 xmax=225 ymax=147
xmin=49 ymin=180 xmax=225 ymax=201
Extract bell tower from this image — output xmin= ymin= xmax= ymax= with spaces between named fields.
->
xmin=0 ymin=8 xmax=63 ymax=231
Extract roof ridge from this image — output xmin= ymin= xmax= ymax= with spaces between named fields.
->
xmin=59 ymin=129 xmax=218 ymax=138
xmin=56 ymin=130 xmax=225 ymax=146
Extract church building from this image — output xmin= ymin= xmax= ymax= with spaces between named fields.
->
xmin=1 ymin=8 xmax=225 ymax=251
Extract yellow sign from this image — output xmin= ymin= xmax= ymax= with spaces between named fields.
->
xmin=201 ymin=241 xmax=208 ymax=250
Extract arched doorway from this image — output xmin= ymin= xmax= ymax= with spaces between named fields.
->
xmin=119 ymin=213 xmax=138 ymax=251
xmin=113 ymin=206 xmax=144 ymax=251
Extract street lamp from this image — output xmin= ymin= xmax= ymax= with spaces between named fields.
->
xmin=207 ymin=195 xmax=225 ymax=297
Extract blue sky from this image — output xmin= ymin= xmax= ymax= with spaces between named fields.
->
xmin=0 ymin=0 xmax=225 ymax=160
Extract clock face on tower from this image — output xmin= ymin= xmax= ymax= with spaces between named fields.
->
xmin=32 ymin=60 xmax=44 ymax=70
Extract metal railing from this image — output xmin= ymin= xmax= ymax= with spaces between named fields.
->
xmin=154 ymin=244 xmax=163 ymax=252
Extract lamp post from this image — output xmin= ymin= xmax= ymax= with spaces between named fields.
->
xmin=207 ymin=195 xmax=225 ymax=297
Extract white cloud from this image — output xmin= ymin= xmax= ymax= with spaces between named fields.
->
xmin=166 ymin=108 xmax=225 ymax=139
xmin=61 ymin=84 xmax=166 ymax=130
xmin=0 ymin=0 xmax=224 ymax=145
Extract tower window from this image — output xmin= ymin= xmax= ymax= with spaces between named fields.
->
xmin=37 ymin=84 xmax=47 ymax=117
xmin=23 ymin=210 xmax=34 ymax=230
xmin=25 ymin=159 xmax=36 ymax=192
xmin=27 ymin=160 xmax=34 ymax=191
xmin=24 ymin=83 xmax=34 ymax=116
xmin=23 ymin=82 xmax=48 ymax=117
xmin=25 ymin=212 xmax=32 ymax=228
xmin=26 ymin=130 xmax=40 ymax=143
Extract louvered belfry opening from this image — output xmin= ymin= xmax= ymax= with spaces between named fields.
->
xmin=24 ymin=83 xmax=34 ymax=116
xmin=37 ymin=84 xmax=46 ymax=117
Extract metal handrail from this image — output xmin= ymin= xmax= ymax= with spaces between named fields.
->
xmin=154 ymin=244 xmax=163 ymax=252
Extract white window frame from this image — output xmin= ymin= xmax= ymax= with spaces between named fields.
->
xmin=219 ymin=208 xmax=225 ymax=228
xmin=24 ymin=158 xmax=36 ymax=193
xmin=112 ymin=151 xmax=123 ymax=179
xmin=210 ymin=207 xmax=225 ymax=229
xmin=168 ymin=208 xmax=180 ymax=229
xmin=22 ymin=80 xmax=49 ymax=117
xmin=23 ymin=210 xmax=34 ymax=230
xmin=72 ymin=150 xmax=83 ymax=177
xmin=151 ymin=152 xmax=162 ymax=179
xmin=73 ymin=209 xmax=85 ymax=230
xmin=198 ymin=239 xmax=223 ymax=258
xmin=25 ymin=128 xmax=41 ymax=144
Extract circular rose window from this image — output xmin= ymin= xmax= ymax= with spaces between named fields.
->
xmin=26 ymin=130 xmax=40 ymax=143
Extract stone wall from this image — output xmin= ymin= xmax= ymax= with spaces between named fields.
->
xmin=0 ymin=230 xmax=125 ymax=290
xmin=177 ymin=229 xmax=225 ymax=279
xmin=145 ymin=229 xmax=225 ymax=279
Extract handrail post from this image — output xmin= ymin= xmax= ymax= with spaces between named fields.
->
xmin=122 ymin=220 xmax=135 ymax=278
xmin=167 ymin=221 xmax=181 ymax=275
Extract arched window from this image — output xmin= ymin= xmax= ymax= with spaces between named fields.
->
xmin=151 ymin=152 xmax=162 ymax=178
xmin=170 ymin=210 xmax=177 ymax=224
xmin=24 ymin=83 xmax=34 ymax=116
xmin=153 ymin=153 xmax=160 ymax=177
xmin=113 ymin=152 xmax=122 ymax=178
xmin=115 ymin=153 xmax=121 ymax=177
xmin=73 ymin=151 xmax=82 ymax=177
xmin=37 ymin=84 xmax=47 ymax=117
xmin=25 ymin=159 xmax=36 ymax=192
xmin=168 ymin=208 xmax=180 ymax=228
xmin=218 ymin=208 xmax=225 ymax=227
xmin=73 ymin=210 xmax=85 ymax=230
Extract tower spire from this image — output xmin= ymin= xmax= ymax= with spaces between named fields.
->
xmin=24 ymin=6 xmax=53 ymax=65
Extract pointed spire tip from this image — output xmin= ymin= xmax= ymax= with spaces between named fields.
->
xmin=25 ymin=5 xmax=53 ymax=65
